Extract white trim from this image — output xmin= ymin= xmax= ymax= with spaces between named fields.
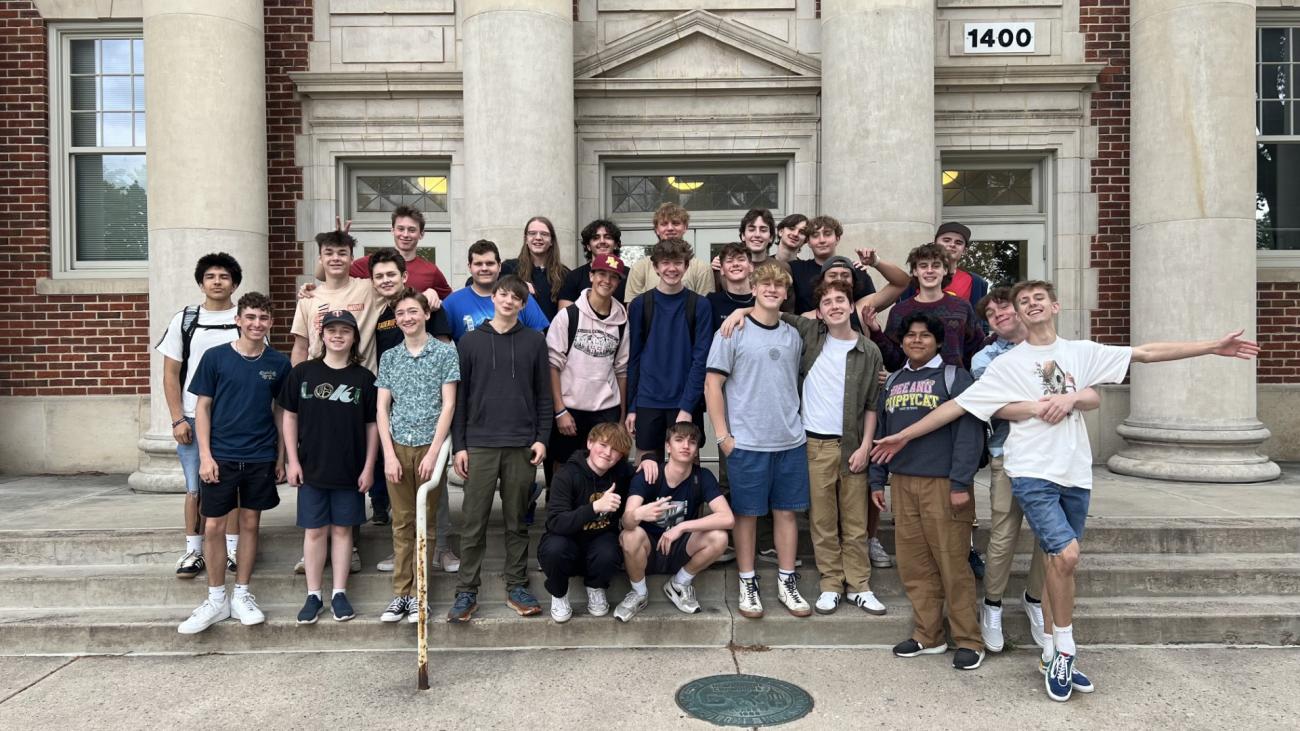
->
xmin=602 ymin=159 xmax=789 ymax=228
xmin=331 ymin=159 xmax=454 ymax=275
xmin=47 ymin=21 xmax=146 ymax=279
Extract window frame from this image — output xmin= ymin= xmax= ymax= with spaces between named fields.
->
xmin=48 ymin=21 xmax=148 ymax=278
xmin=602 ymin=158 xmax=788 ymax=229
xmin=1256 ymin=11 xmax=1300 ymax=267
xmin=939 ymin=159 xmax=1042 ymax=215
xmin=335 ymin=159 xmax=453 ymax=270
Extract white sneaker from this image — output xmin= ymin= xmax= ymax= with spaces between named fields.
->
xmin=868 ymin=538 xmax=894 ymax=568
xmin=1023 ymin=592 xmax=1048 ymax=648
xmin=613 ymin=590 xmax=648 ymax=622
xmin=293 ymin=556 xmax=305 ymax=575
xmin=777 ymin=573 xmax=811 ymax=617
xmin=433 ymin=548 xmax=461 ymax=573
xmin=407 ymin=598 xmax=422 ymax=624
xmin=847 ymin=590 xmax=887 ymax=616
xmin=981 ymin=603 xmax=1005 ymax=653
xmin=551 ymin=594 xmax=573 ymax=623
xmin=175 ymin=550 xmax=204 ymax=579
xmin=380 ymin=595 xmax=412 ymax=623
xmin=178 ymin=596 xmax=230 ymax=634
xmin=377 ymin=554 xmax=395 ymax=572
xmin=586 ymin=587 xmax=609 ymax=617
xmin=664 ymin=580 xmax=700 ymax=614
xmin=717 ymin=545 xmax=736 ymax=564
xmin=737 ymin=577 xmax=764 ymax=619
xmin=815 ymin=591 xmax=840 ymax=615
xmin=757 ymin=548 xmax=802 ymax=567
xmin=230 ymin=592 xmax=265 ymax=626
xmin=350 ymin=547 xmax=362 ymax=574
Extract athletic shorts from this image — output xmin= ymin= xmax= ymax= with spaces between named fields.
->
xmin=296 ymin=484 xmax=366 ymax=529
xmin=725 ymin=445 xmax=811 ymax=516
xmin=200 ymin=461 xmax=279 ymax=517
xmin=633 ymin=405 xmax=705 ymax=454
xmin=644 ymin=533 xmax=692 ymax=576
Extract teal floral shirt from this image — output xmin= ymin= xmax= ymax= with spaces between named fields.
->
xmin=375 ymin=337 xmax=460 ymax=447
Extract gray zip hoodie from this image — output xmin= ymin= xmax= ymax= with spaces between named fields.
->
xmin=452 ymin=320 xmax=553 ymax=452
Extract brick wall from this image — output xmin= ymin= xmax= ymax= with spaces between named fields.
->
xmin=0 ymin=0 xmax=150 ymax=397
xmin=1081 ymin=0 xmax=1131 ymax=345
xmin=1257 ymin=281 xmax=1300 ymax=383
xmin=264 ymin=0 xmax=312 ymax=352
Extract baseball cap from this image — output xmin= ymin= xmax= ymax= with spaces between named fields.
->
xmin=935 ymin=222 xmax=971 ymax=243
xmin=320 ymin=309 xmax=359 ymax=331
xmin=819 ymin=255 xmax=854 ymax=277
xmin=591 ymin=253 xmax=628 ymax=278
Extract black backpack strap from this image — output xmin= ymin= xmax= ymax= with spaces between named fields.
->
xmin=564 ymin=303 xmax=580 ymax=356
xmin=178 ymin=305 xmax=201 ymax=384
xmin=883 ymin=369 xmax=902 ymax=393
xmin=684 ymin=290 xmax=698 ymax=345
xmin=638 ymin=291 xmax=655 ymax=349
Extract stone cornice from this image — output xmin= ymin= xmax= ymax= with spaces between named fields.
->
xmin=934 ymin=63 xmax=1106 ymax=92
xmin=290 ymin=72 xmax=463 ymax=98
xmin=575 ymin=76 xmax=822 ymax=96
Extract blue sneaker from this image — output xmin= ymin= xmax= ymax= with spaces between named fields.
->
xmin=1039 ymin=655 xmax=1095 ymax=694
xmin=1045 ymin=651 xmax=1079 ymax=701
xmin=507 ymin=586 xmax=542 ymax=616
xmin=447 ymin=591 xmax=477 ymax=623
xmin=297 ymin=594 xmax=324 ymax=625
xmin=331 ymin=592 xmax=355 ymax=622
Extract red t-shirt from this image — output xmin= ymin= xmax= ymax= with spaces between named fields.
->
xmin=946 ymin=269 xmax=973 ymax=302
xmin=350 ymin=255 xmax=452 ymax=300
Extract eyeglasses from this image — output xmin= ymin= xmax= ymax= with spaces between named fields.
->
xmin=527 ymin=231 xmax=552 ymax=239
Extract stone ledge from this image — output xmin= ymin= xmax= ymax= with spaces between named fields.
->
xmin=35 ymin=277 xmax=149 ymax=295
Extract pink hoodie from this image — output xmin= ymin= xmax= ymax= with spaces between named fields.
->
xmin=545 ymin=289 xmax=630 ymax=413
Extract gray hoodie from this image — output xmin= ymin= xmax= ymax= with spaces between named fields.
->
xmin=452 ymin=320 xmax=552 ymax=452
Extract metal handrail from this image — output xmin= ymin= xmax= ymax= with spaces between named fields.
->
xmin=414 ymin=438 xmax=453 ymax=691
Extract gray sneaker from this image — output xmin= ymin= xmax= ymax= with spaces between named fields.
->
xmin=868 ymin=537 xmax=894 ymax=568
xmin=613 ymin=590 xmax=649 ymax=622
xmin=663 ymin=580 xmax=700 ymax=614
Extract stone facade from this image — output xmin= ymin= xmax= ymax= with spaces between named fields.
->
xmin=0 ymin=0 xmax=1296 ymax=477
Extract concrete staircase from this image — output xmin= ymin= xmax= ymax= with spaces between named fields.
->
xmin=2 ymin=494 xmax=1298 ymax=654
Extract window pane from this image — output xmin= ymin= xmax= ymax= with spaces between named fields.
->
xmin=70 ymin=75 xmax=97 ymax=112
xmin=1257 ymin=143 xmax=1300 ymax=251
xmin=1260 ymin=100 xmax=1289 ymax=135
xmin=102 ymin=76 xmax=132 ymax=111
xmin=70 ymin=39 xmax=96 ymax=74
xmin=74 ymin=154 xmax=148 ymax=261
xmin=963 ymin=239 xmax=1025 ymax=285
xmin=134 ymin=114 xmax=146 ymax=146
xmin=354 ymin=175 xmax=448 ymax=213
xmin=941 ymin=167 xmax=1034 ymax=206
xmin=101 ymin=39 xmax=131 ymax=73
xmin=132 ymin=38 xmax=144 ymax=73
xmin=609 ymin=173 xmax=779 ymax=213
xmin=1260 ymin=28 xmax=1290 ymax=64
xmin=102 ymin=113 xmax=133 ymax=146
xmin=133 ymin=76 xmax=145 ymax=111
xmin=71 ymin=112 xmax=98 ymax=146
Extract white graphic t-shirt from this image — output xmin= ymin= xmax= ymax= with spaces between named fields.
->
xmin=956 ymin=337 xmax=1132 ymax=489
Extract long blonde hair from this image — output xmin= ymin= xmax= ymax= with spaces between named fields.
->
xmin=518 ymin=216 xmax=568 ymax=304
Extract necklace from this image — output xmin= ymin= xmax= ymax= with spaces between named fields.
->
xmin=233 ymin=342 xmax=265 ymax=362
xmin=722 ymin=289 xmax=754 ymax=304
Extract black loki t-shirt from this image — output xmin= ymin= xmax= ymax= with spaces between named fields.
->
xmin=278 ymin=360 xmax=378 ymax=490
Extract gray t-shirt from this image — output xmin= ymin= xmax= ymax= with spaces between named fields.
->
xmin=706 ymin=315 xmax=805 ymax=451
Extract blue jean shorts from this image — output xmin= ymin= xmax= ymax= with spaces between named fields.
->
xmin=176 ymin=417 xmax=201 ymax=495
xmin=296 ymin=484 xmax=366 ymax=529
xmin=1010 ymin=477 xmax=1090 ymax=555
xmin=725 ymin=445 xmax=811 ymax=517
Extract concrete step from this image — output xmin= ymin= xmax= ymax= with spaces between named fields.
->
xmin=1 ymin=594 xmax=1296 ymax=656
xmin=5 ymin=553 xmax=1299 ymax=610
xmin=4 ymin=516 xmax=1298 ymax=567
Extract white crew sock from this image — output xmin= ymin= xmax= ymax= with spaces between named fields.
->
xmin=630 ymin=579 xmax=648 ymax=597
xmin=208 ymin=585 xmax=227 ymax=604
xmin=738 ymin=570 xmax=756 ymax=580
xmin=1053 ymin=624 xmax=1076 ymax=656
xmin=186 ymin=535 xmax=202 ymax=553
xmin=307 ymin=590 xmax=322 ymax=600
xmin=225 ymin=534 xmax=239 ymax=554
xmin=1042 ymin=635 xmax=1055 ymax=663
xmin=672 ymin=568 xmax=695 ymax=587
xmin=234 ymin=583 xmax=250 ymax=598
xmin=332 ymin=588 xmax=345 ymax=597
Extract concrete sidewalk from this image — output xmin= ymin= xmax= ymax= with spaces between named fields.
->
xmin=1 ymin=646 xmax=1296 ymax=728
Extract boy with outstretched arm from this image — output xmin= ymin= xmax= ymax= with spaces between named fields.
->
xmin=866 ymin=242 xmax=984 ymax=371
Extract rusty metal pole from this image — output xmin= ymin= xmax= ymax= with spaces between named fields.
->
xmin=415 ymin=439 xmax=451 ymax=691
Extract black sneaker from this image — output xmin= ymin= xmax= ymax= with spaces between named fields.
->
xmin=226 ymin=551 xmax=237 ymax=573
xmin=371 ymin=509 xmax=390 ymax=526
xmin=892 ymin=638 xmax=948 ymax=658
xmin=297 ymin=595 xmax=324 ymax=625
xmin=447 ymin=591 xmax=478 ymax=623
xmin=331 ymin=592 xmax=355 ymax=621
xmin=175 ymin=550 xmax=204 ymax=578
xmin=952 ymin=648 xmax=985 ymax=670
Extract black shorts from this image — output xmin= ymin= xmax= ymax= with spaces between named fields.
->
xmin=645 ymin=533 xmax=692 ymax=576
xmin=549 ymin=406 xmax=621 ymax=467
xmin=200 ymin=461 xmax=280 ymax=517
xmin=634 ymin=405 xmax=705 ymax=454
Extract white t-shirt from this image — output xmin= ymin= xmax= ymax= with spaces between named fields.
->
xmin=801 ymin=334 xmax=856 ymax=436
xmin=155 ymin=305 xmax=239 ymax=418
xmin=955 ymin=337 xmax=1132 ymax=489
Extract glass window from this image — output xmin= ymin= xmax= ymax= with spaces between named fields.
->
xmin=1257 ymin=24 xmax=1300 ymax=251
xmin=354 ymin=174 xmax=448 ymax=214
xmin=343 ymin=164 xmax=452 ymax=268
xmin=610 ymin=172 xmax=779 ymax=213
xmin=54 ymin=31 xmax=148 ymax=272
xmin=941 ymin=168 xmax=1034 ymax=207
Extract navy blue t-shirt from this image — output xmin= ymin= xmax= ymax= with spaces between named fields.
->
xmin=188 ymin=343 xmax=292 ymax=462
xmin=628 ymin=465 xmax=723 ymax=540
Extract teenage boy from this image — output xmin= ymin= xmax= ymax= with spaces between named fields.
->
xmin=705 ymin=261 xmax=811 ymax=619
xmin=449 ymin=276 xmax=553 ymax=622
xmin=293 ymin=230 xmax=383 ymax=372
xmin=326 ymin=206 xmax=453 ymax=303
xmin=802 ymin=253 xmax=911 ymax=333
xmin=899 ymin=222 xmax=990 ymax=312
xmin=157 ymin=253 xmax=244 ymax=579
xmin=790 ymin=216 xmax=894 ymax=314
xmin=624 ymin=203 xmax=715 ymax=298
xmin=178 ymin=292 xmax=292 ymax=634
xmin=557 ymin=219 xmax=627 ymax=307
xmin=538 ymin=422 xmax=637 ymax=622
xmin=706 ymin=243 xmax=754 ymax=331
xmin=868 ymin=312 xmax=985 ymax=670
xmin=376 ymin=288 xmax=460 ymax=624
xmin=867 ymin=242 xmax=984 ymax=371
xmin=625 ymin=238 xmax=714 ymax=464
xmin=615 ymin=422 xmax=733 ymax=621
xmin=872 ymin=280 xmax=1261 ymax=700
xmin=774 ymin=213 xmax=808 ymax=265
xmin=443 ymin=240 xmax=550 ymax=342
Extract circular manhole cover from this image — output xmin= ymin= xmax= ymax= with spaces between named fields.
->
xmin=676 ymin=673 xmax=813 ymax=727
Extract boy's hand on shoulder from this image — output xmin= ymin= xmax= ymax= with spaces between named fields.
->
xmin=637 ymin=457 xmax=659 ymax=485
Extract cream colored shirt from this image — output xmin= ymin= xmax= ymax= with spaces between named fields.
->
xmin=624 ymin=257 xmax=715 ymax=299
xmin=290 ymin=277 xmax=383 ymax=372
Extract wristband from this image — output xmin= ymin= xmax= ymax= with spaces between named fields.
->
xmin=715 ymin=434 xmax=731 ymax=446
xmin=171 ymin=418 xmax=187 ymax=428
xmin=554 ymin=408 xmax=569 ymax=420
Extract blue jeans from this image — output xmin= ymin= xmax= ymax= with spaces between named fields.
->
xmin=176 ymin=417 xmax=201 ymax=495
xmin=1010 ymin=477 xmax=1090 ymax=555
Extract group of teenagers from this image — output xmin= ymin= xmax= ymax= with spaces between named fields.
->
xmin=161 ymin=201 xmax=1260 ymax=704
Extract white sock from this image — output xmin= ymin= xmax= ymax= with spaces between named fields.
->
xmin=208 ymin=585 xmax=226 ymax=604
xmin=185 ymin=535 xmax=202 ymax=553
xmin=738 ymin=570 xmax=756 ymax=580
xmin=234 ymin=583 xmax=249 ymax=598
xmin=551 ymin=594 xmax=571 ymax=611
xmin=672 ymin=568 xmax=695 ymax=587
xmin=1042 ymin=635 xmax=1055 ymax=663
xmin=631 ymin=579 xmax=648 ymax=597
xmin=307 ymin=590 xmax=322 ymax=599
xmin=778 ymin=569 xmax=795 ymax=581
xmin=332 ymin=588 xmax=345 ymax=597
xmin=1053 ymin=624 xmax=1076 ymax=655
xmin=225 ymin=534 xmax=239 ymax=553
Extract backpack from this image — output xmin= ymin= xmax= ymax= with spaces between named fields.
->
xmin=563 ymin=303 xmax=627 ymax=356
xmin=635 ymin=289 xmax=699 ymax=349
xmin=883 ymin=364 xmax=990 ymax=469
xmin=177 ymin=305 xmax=238 ymax=384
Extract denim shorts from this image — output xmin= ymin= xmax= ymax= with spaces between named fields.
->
xmin=176 ymin=417 xmax=201 ymax=494
xmin=1010 ymin=477 xmax=1090 ymax=555
xmin=725 ymin=445 xmax=811 ymax=516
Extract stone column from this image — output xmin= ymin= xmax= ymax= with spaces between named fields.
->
xmin=819 ymin=0 xmax=935 ymax=266
xmin=1108 ymin=0 xmax=1279 ymax=482
xmin=129 ymin=0 xmax=269 ymax=493
xmin=462 ymin=0 xmax=576 ymax=264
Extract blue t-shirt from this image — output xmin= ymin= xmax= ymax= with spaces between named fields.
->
xmin=188 ymin=343 xmax=292 ymax=462
xmin=442 ymin=286 xmax=550 ymax=342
